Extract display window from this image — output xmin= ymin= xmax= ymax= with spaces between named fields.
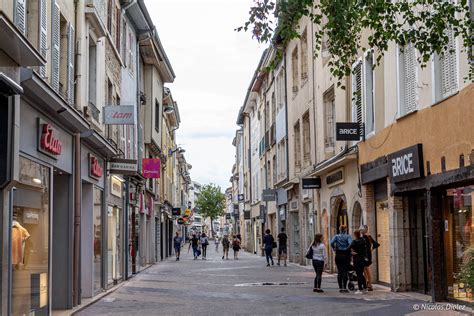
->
xmin=93 ymin=187 xmax=103 ymax=294
xmin=107 ymin=206 xmax=122 ymax=285
xmin=12 ymin=157 xmax=50 ymax=315
xmin=446 ymin=185 xmax=473 ymax=303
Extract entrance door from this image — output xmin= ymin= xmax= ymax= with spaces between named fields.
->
xmin=336 ymin=201 xmax=348 ymax=234
xmin=376 ymin=201 xmax=390 ymax=284
xmin=291 ymin=212 xmax=300 ymax=257
xmin=409 ymin=196 xmax=430 ymax=294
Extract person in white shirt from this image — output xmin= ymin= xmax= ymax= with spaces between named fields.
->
xmin=311 ymin=233 xmax=327 ymax=293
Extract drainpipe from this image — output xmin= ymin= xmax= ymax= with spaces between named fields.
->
xmin=74 ymin=0 xmax=84 ymax=111
xmin=73 ymin=133 xmax=81 ymax=306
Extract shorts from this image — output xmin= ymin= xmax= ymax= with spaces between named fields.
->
xmin=174 ymin=246 xmax=180 ymax=252
xmin=278 ymin=246 xmax=287 ymax=256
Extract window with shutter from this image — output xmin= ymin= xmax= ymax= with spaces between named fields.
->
xmin=300 ymin=29 xmax=308 ymax=80
xmin=292 ymin=47 xmax=298 ymax=93
xmin=351 ymin=61 xmax=363 ymax=129
xmin=51 ymin=1 xmax=60 ymax=92
xmin=398 ymin=43 xmax=418 ymax=116
xmin=364 ymin=52 xmax=375 ymax=135
xmin=67 ymin=23 xmax=75 ymax=105
xmin=439 ymin=27 xmax=458 ymax=100
xmin=39 ymin=0 xmax=47 ymax=77
xmin=324 ymin=88 xmax=335 ymax=149
xmin=15 ymin=0 xmax=27 ymax=35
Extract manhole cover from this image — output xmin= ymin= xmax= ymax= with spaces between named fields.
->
xmin=235 ymin=282 xmax=305 ymax=287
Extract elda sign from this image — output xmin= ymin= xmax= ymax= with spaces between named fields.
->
xmin=38 ymin=119 xmax=62 ymax=159
xmin=89 ymin=154 xmax=103 ymax=179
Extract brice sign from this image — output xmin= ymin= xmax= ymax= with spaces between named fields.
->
xmin=388 ymin=144 xmax=423 ymax=183
xmin=336 ymin=122 xmax=361 ymax=141
xmin=38 ymin=119 xmax=62 ymax=158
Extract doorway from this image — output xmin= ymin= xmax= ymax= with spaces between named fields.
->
xmin=335 ymin=199 xmax=348 ymax=234
xmin=376 ymin=201 xmax=390 ymax=284
xmin=291 ymin=212 xmax=300 ymax=258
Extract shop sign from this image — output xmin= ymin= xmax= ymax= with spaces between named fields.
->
xmin=172 ymin=207 xmax=181 ymax=216
xmin=225 ymin=213 xmax=231 ymax=220
xmin=184 ymin=208 xmax=191 ymax=216
xmin=103 ymin=105 xmax=135 ymax=125
xmin=302 ymin=177 xmax=321 ymax=189
xmin=38 ymin=119 xmax=62 ymax=158
xmin=111 ymin=176 xmax=123 ymax=197
xmin=233 ymin=204 xmax=239 ymax=213
xmin=262 ymin=189 xmax=276 ymax=201
xmin=238 ymin=194 xmax=244 ymax=202
xmin=326 ymin=168 xmax=344 ymax=187
xmin=108 ymin=159 xmax=137 ymax=175
xmin=335 ymin=122 xmax=361 ymax=141
xmin=388 ymin=144 xmax=423 ymax=183
xmin=177 ymin=217 xmax=185 ymax=225
xmin=244 ymin=210 xmax=251 ymax=220
xmin=89 ymin=154 xmax=103 ymax=179
xmin=142 ymin=158 xmax=160 ymax=178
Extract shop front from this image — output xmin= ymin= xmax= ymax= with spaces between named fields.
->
xmin=108 ymin=175 xmax=124 ymax=286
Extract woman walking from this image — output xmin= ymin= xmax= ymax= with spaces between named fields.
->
xmin=349 ymin=230 xmax=368 ymax=294
xmin=214 ymin=236 xmax=220 ymax=251
xmin=311 ymin=233 xmax=327 ymax=293
xmin=232 ymin=235 xmax=241 ymax=259
xmin=262 ymin=229 xmax=275 ymax=266
xmin=330 ymin=225 xmax=352 ymax=292
xmin=360 ymin=225 xmax=379 ymax=291
xmin=222 ymin=235 xmax=230 ymax=260
xmin=200 ymin=232 xmax=209 ymax=260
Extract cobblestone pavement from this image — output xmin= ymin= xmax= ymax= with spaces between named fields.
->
xmin=76 ymin=245 xmax=472 ymax=316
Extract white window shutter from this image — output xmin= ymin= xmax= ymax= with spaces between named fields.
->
xmin=351 ymin=61 xmax=363 ymax=126
xmin=15 ymin=0 xmax=27 ymax=35
xmin=440 ymin=27 xmax=458 ymax=99
xmin=67 ymin=23 xmax=75 ymax=105
xmin=51 ymin=1 xmax=60 ymax=92
xmin=403 ymin=44 xmax=417 ymax=114
xmin=39 ymin=0 xmax=47 ymax=77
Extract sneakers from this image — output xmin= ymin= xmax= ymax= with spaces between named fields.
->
xmin=362 ymin=289 xmax=369 ymax=294
xmin=222 ymin=256 xmax=224 ymax=260
xmin=266 ymin=263 xmax=270 ymax=267
xmin=271 ymin=261 xmax=274 ymax=266
xmin=354 ymin=290 xmax=363 ymax=295
xmin=176 ymin=257 xmax=179 ymax=261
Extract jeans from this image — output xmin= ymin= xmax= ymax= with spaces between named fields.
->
xmin=354 ymin=256 xmax=367 ymax=291
xmin=265 ymin=247 xmax=274 ymax=264
xmin=202 ymin=245 xmax=207 ymax=258
xmin=192 ymin=246 xmax=198 ymax=258
xmin=335 ymin=250 xmax=350 ymax=289
xmin=312 ymin=260 xmax=324 ymax=289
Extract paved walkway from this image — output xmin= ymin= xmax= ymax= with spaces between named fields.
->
xmin=76 ymin=244 xmax=471 ymax=316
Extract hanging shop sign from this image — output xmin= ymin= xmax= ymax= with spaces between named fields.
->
xmin=37 ymin=119 xmax=62 ymax=158
xmin=326 ymin=168 xmax=344 ymax=187
xmin=89 ymin=154 xmax=103 ymax=179
xmin=238 ymin=194 xmax=244 ymax=202
xmin=103 ymin=105 xmax=135 ymax=125
xmin=142 ymin=158 xmax=161 ymax=178
xmin=244 ymin=210 xmax=251 ymax=220
xmin=111 ymin=176 xmax=123 ymax=197
xmin=262 ymin=189 xmax=276 ymax=201
xmin=177 ymin=217 xmax=185 ymax=225
xmin=302 ymin=177 xmax=321 ymax=189
xmin=388 ymin=144 xmax=424 ymax=183
xmin=108 ymin=159 xmax=137 ymax=175
xmin=184 ymin=208 xmax=191 ymax=216
xmin=172 ymin=208 xmax=181 ymax=216
xmin=335 ymin=122 xmax=361 ymax=141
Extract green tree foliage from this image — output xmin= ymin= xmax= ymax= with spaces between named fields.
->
xmin=195 ymin=184 xmax=226 ymax=236
xmin=237 ymin=0 xmax=473 ymax=85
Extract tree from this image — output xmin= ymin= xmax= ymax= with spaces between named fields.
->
xmin=194 ymin=184 xmax=226 ymax=238
xmin=237 ymin=0 xmax=473 ymax=85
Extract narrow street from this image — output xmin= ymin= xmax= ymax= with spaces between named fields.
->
xmin=75 ymin=246 xmax=462 ymax=316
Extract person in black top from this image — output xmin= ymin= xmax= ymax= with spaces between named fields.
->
xmin=360 ymin=225 xmax=379 ymax=291
xmin=277 ymin=227 xmax=288 ymax=266
xmin=263 ymin=229 xmax=275 ymax=266
xmin=188 ymin=234 xmax=200 ymax=260
xmin=349 ymin=230 xmax=368 ymax=294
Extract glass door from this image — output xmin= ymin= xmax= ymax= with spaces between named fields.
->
xmin=376 ymin=200 xmax=391 ymax=284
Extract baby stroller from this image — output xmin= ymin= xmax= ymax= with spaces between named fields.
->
xmin=347 ymin=262 xmax=358 ymax=291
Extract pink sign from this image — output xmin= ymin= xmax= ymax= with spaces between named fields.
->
xmin=142 ymin=158 xmax=160 ymax=178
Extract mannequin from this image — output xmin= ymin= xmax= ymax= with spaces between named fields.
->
xmin=12 ymin=211 xmax=31 ymax=268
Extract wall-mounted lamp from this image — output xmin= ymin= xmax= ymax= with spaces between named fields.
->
xmin=169 ymin=147 xmax=185 ymax=156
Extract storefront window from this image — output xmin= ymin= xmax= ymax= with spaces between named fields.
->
xmin=447 ymin=186 xmax=473 ymax=303
xmin=93 ymin=188 xmax=102 ymax=293
xmin=108 ymin=206 xmax=122 ymax=285
xmin=12 ymin=157 xmax=50 ymax=315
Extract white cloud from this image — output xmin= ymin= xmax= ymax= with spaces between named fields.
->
xmin=145 ymin=0 xmax=265 ymax=191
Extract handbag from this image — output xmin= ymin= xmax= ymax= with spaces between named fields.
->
xmin=305 ymin=246 xmax=313 ymax=259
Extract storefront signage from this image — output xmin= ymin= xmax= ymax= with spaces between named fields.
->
xmin=103 ymin=105 xmax=135 ymax=125
xmin=225 ymin=213 xmax=231 ymax=220
xmin=233 ymin=204 xmax=239 ymax=213
xmin=111 ymin=176 xmax=123 ymax=197
xmin=262 ymin=189 xmax=276 ymax=201
xmin=336 ymin=122 xmax=361 ymax=141
xmin=142 ymin=158 xmax=161 ymax=178
xmin=238 ymin=194 xmax=244 ymax=202
xmin=184 ymin=208 xmax=191 ymax=216
xmin=38 ymin=119 xmax=62 ymax=158
xmin=302 ymin=177 xmax=321 ymax=189
xmin=89 ymin=154 xmax=103 ymax=179
xmin=244 ymin=210 xmax=251 ymax=220
xmin=360 ymin=156 xmax=389 ymax=184
xmin=326 ymin=168 xmax=344 ymax=187
xmin=172 ymin=208 xmax=181 ymax=216
xmin=387 ymin=144 xmax=423 ymax=183
xmin=108 ymin=159 xmax=137 ymax=175
xmin=177 ymin=217 xmax=185 ymax=225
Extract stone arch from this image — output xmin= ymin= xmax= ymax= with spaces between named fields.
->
xmin=330 ymin=194 xmax=348 ymax=237
xmin=351 ymin=201 xmax=363 ymax=233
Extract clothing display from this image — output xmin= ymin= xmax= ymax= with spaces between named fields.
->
xmin=12 ymin=220 xmax=30 ymax=265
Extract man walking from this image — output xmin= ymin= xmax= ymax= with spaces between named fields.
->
xmin=174 ymin=232 xmax=183 ymax=261
xmin=188 ymin=233 xmax=200 ymax=260
xmin=277 ymin=227 xmax=288 ymax=266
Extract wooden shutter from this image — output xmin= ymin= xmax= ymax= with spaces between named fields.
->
xmin=67 ymin=23 xmax=75 ymax=105
xmin=15 ymin=0 xmax=26 ymax=35
xmin=39 ymin=0 xmax=47 ymax=77
xmin=51 ymin=1 xmax=60 ymax=92
xmin=440 ymin=27 xmax=458 ymax=99
xmin=403 ymin=44 xmax=417 ymax=114
xmin=351 ymin=61 xmax=363 ymax=127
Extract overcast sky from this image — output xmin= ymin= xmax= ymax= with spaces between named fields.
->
xmin=145 ymin=0 xmax=265 ymax=191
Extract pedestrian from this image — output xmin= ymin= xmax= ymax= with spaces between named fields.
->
xmin=201 ymin=232 xmax=209 ymax=260
xmin=330 ymin=225 xmax=352 ymax=293
xmin=359 ymin=225 xmax=379 ymax=291
xmin=349 ymin=229 xmax=368 ymax=294
xmin=214 ymin=235 xmax=220 ymax=251
xmin=222 ymin=235 xmax=230 ymax=260
xmin=236 ymin=234 xmax=242 ymax=241
xmin=263 ymin=229 xmax=275 ymax=266
xmin=277 ymin=227 xmax=288 ymax=266
xmin=173 ymin=232 xmax=183 ymax=261
xmin=310 ymin=233 xmax=327 ymax=293
xmin=232 ymin=235 xmax=241 ymax=260
xmin=188 ymin=233 xmax=200 ymax=260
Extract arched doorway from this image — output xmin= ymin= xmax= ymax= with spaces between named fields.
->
xmin=352 ymin=201 xmax=362 ymax=233
xmin=334 ymin=197 xmax=348 ymax=234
